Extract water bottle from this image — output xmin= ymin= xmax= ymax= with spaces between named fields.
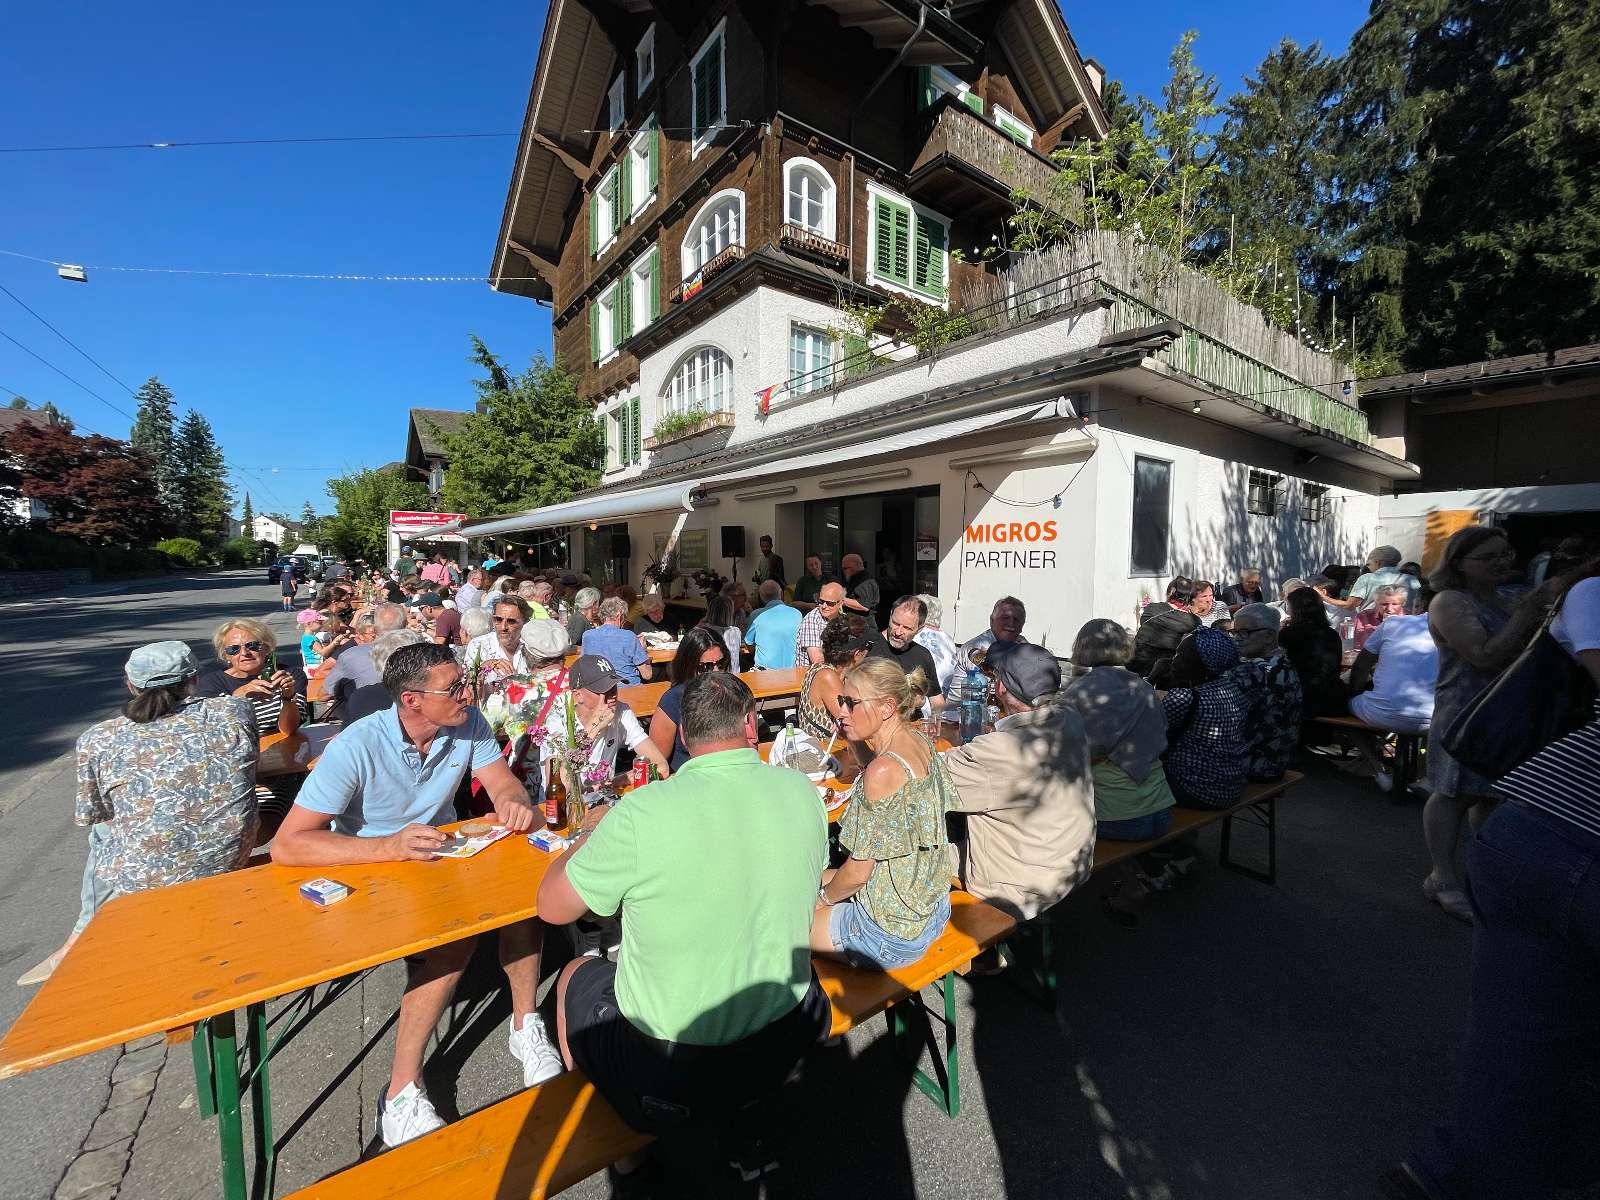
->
xmin=780 ymin=719 xmax=797 ymax=768
xmin=960 ymin=667 xmax=986 ymax=741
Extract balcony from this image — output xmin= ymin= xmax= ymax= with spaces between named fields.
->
xmin=906 ymin=101 xmax=1078 ymax=223
xmin=778 ymin=223 xmax=849 ymax=270
xmin=674 ymin=245 xmax=743 ymax=304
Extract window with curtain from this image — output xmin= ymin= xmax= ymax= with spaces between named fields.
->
xmin=662 ymin=346 xmax=733 ymax=416
xmin=784 ymin=159 xmax=835 ymax=238
xmin=681 ymin=191 xmax=743 ymax=277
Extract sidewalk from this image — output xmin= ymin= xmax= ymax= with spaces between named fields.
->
xmin=48 ymin=759 xmax=1490 ymax=1200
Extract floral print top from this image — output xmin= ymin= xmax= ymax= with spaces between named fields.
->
xmin=838 ymin=737 xmax=957 ymax=941
xmin=74 ymin=695 xmax=260 ymax=897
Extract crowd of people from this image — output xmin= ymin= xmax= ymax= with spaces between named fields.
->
xmin=27 ymin=530 xmax=1600 ymax=1198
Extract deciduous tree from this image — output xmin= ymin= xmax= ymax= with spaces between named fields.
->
xmin=0 ymin=423 xmax=162 ymax=545
xmin=322 ymin=467 xmax=428 ymax=561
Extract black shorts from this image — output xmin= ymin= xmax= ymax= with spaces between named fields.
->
xmin=563 ymin=958 xmax=829 ymax=1135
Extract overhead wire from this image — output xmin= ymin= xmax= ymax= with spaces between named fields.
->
xmin=0 ymin=132 xmax=517 ymax=154
xmin=0 ymin=325 xmax=134 ymax=422
xmin=0 ymin=280 xmax=138 ymax=396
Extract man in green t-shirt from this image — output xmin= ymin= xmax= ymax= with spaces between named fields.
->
xmin=537 ymin=672 xmax=829 ymax=1173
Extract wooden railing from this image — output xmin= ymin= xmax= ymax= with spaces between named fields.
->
xmin=911 ymin=103 xmax=1080 ymax=220
xmin=779 ymin=224 xmax=849 ymax=267
xmin=675 ymin=244 xmax=744 ymax=302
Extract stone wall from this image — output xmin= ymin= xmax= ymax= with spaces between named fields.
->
xmin=0 ymin=568 xmax=92 ymax=597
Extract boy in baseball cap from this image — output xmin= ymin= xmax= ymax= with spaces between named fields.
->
xmin=540 ymin=656 xmax=672 ymax=805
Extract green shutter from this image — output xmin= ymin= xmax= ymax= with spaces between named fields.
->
xmin=589 ymin=192 xmax=599 ymax=256
xmin=648 ymin=247 xmax=661 ymax=320
xmin=619 ymin=403 xmax=631 ymax=466
xmin=618 ymin=278 xmax=633 ymax=341
xmin=619 ymin=158 xmax=632 ymax=220
xmin=693 ymin=37 xmax=721 ymax=135
xmin=608 ymin=171 xmax=622 ymax=236
xmin=916 ymin=66 xmax=935 ymax=111
xmin=915 ymin=216 xmax=948 ymax=296
xmin=962 ymin=90 xmax=984 ymax=115
xmin=648 ymin=121 xmax=660 ymax=191
xmin=874 ymin=198 xmax=911 ymax=284
xmin=589 ymin=303 xmax=600 ymax=362
xmin=630 ymin=397 xmax=642 ymax=461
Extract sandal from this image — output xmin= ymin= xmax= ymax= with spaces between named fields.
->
xmin=1422 ymin=875 xmax=1473 ymax=923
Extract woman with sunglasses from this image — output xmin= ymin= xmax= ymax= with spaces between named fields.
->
xmin=192 ymin=619 xmax=308 ymax=830
xmin=647 ymin=627 xmax=730 ymax=772
xmin=812 ymin=657 xmax=956 ymax=969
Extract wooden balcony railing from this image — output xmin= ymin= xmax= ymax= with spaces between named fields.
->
xmin=911 ymin=102 xmax=1080 ymax=221
xmin=779 ymin=224 xmax=849 ymax=268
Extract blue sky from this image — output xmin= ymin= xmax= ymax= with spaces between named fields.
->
xmin=1 ymin=2 xmax=1368 ymax=519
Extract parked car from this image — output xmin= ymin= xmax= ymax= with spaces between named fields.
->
xmin=267 ymin=557 xmax=293 ymax=584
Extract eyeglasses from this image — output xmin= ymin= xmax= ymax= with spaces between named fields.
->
xmin=818 ymin=598 xmax=842 ymax=609
xmin=836 ymin=694 xmax=880 ymax=712
xmin=696 ymin=658 xmax=727 ymax=674
xmin=223 ymin=641 xmax=267 ymax=656
xmin=409 ymin=678 xmax=472 ymax=699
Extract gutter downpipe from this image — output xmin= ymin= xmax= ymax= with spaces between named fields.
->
xmin=847 ymin=2 xmax=926 ymax=292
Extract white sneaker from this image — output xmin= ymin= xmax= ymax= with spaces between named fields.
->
xmin=508 ymin=1013 xmax=565 ymax=1088
xmin=378 ymin=1081 xmax=445 ymax=1148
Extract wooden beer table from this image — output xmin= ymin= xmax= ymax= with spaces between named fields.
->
xmin=0 ymin=826 xmax=560 ymax=1200
xmin=619 ymin=666 xmax=806 ymax=720
xmin=257 ymin=725 xmax=341 ymax=780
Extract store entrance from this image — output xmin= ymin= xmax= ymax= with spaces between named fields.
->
xmin=804 ymin=485 xmax=939 ymax=626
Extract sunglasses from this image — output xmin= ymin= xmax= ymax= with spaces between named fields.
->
xmin=696 ymin=658 xmax=727 ymax=674
xmin=836 ymin=693 xmax=880 ymax=712
xmin=223 ymin=641 xmax=267 ymax=656
xmin=409 ymin=678 xmax=473 ymax=700
xmin=818 ymin=599 xmax=842 ymax=608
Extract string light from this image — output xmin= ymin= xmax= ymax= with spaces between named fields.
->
xmin=0 ymin=249 xmax=541 ymax=284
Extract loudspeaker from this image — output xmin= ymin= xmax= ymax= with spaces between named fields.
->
xmin=611 ymin=531 xmax=632 ymax=558
xmin=721 ymin=525 xmax=746 ymax=559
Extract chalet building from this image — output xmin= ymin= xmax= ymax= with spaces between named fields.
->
xmin=458 ymin=0 xmax=1416 ymax=644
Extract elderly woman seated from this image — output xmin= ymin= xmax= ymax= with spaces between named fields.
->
xmin=1161 ymin=628 xmax=1250 ymax=811
xmin=1345 ymin=593 xmax=1438 ymax=791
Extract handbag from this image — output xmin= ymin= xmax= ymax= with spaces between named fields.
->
xmin=1441 ymin=595 xmax=1597 ymax=778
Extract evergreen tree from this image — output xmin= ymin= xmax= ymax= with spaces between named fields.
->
xmin=437 ymin=338 xmax=603 ymax=516
xmin=300 ymin=501 xmax=321 ymax=544
xmin=172 ymin=410 xmax=232 ymax=541
xmin=241 ymin=492 xmax=254 ymax=533
xmin=129 ymin=377 xmax=180 ymax=517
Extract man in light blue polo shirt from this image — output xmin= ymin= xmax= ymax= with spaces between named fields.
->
xmin=744 ymin=580 xmax=803 ymax=670
xmin=273 ymin=643 xmax=561 ymax=1149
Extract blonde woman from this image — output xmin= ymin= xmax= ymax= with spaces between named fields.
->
xmin=192 ymin=618 xmax=305 ymax=742
xmin=811 ymin=657 xmax=956 ymax=968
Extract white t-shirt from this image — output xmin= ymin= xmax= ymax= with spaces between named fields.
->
xmin=1552 ymin=577 xmax=1600 ymax=658
xmin=463 ymin=631 xmax=531 ymax=678
xmin=540 ymin=697 xmax=649 ymax=796
xmin=1363 ymin=613 xmax=1438 ymax=720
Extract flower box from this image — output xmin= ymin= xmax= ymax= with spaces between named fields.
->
xmin=643 ymin=409 xmax=736 ymax=451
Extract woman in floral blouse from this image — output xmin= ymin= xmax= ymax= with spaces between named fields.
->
xmin=812 ymin=656 xmax=957 ymax=969
xmin=19 ymin=641 xmax=257 ymax=986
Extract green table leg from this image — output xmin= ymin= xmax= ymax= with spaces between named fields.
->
xmin=199 ymin=1011 xmax=249 ymax=1200
xmin=888 ymin=972 xmax=962 ymax=1118
xmin=246 ymin=1002 xmax=276 ymax=1200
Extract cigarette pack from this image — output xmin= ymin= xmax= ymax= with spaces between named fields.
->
xmin=528 ymin=829 xmax=574 ymax=853
xmin=299 ymin=877 xmax=353 ymax=906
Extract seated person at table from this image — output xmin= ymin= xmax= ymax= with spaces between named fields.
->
xmin=1352 ymin=584 xmax=1408 ymax=650
xmin=566 ymin=586 xmax=603 ymax=651
xmin=1063 ymin=620 xmax=1175 ymax=841
xmin=813 ymin=658 xmax=956 ymax=969
xmin=581 ymin=598 xmax=652 ymax=686
xmin=794 ymin=582 xmax=846 ymax=666
xmin=1279 ymin=586 xmax=1349 ymax=720
xmin=1224 ymin=604 xmax=1304 ymax=782
xmin=1161 ymin=628 xmax=1250 ymax=810
xmin=21 ymin=642 xmax=258 ymax=987
xmin=537 ymin=672 xmax=830 ymax=1188
xmin=912 ymin=594 xmax=959 ymax=696
xmin=455 ymin=606 xmax=491 ymax=663
xmin=543 ymin=655 xmax=671 ymax=803
xmin=633 ymin=592 xmax=671 ymax=636
xmin=796 ymin=617 xmax=869 ymax=742
xmin=946 ymin=596 xmax=1028 ymax=701
xmin=323 ymin=603 xmax=409 ymax=701
xmin=271 ymin=643 xmax=557 ymax=1148
xmin=648 ymin=628 xmax=729 ymax=772
xmin=1130 ymin=578 xmax=1200 ymax=683
xmin=744 ymin=580 xmax=802 ymax=670
xmin=871 ymin=596 xmax=944 ymax=712
xmin=943 ymin=644 xmax=1095 ymax=921
xmin=465 ymin=595 xmax=535 ymax=687
xmin=1346 ymin=599 xmax=1438 ymax=791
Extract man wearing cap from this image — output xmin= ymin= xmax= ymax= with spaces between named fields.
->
xmin=1224 ymin=604 xmax=1304 ymax=782
xmin=1330 ymin=545 xmax=1422 ymax=613
xmin=581 ymin=598 xmax=653 ymax=685
xmin=541 ymin=656 xmax=670 ymax=800
xmin=942 ymin=644 xmax=1096 ymax=920
xmin=272 ymin=643 xmax=556 ymax=1149
xmin=22 ymin=642 xmax=258 ymax=987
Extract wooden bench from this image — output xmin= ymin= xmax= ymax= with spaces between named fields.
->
xmin=281 ymin=893 xmax=1015 ymax=1198
xmin=1311 ymin=716 xmax=1424 ymax=794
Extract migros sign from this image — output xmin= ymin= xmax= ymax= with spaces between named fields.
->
xmin=962 ymin=520 xmax=1059 ymax=569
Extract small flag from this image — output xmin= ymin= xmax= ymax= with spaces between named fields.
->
xmin=755 ymin=383 xmax=779 ymax=416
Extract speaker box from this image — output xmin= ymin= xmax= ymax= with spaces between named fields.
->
xmin=721 ymin=525 xmax=746 ymax=559
xmin=611 ymin=531 xmax=632 ymax=558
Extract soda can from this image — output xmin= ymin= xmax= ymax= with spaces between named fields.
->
xmin=631 ymin=758 xmax=650 ymax=790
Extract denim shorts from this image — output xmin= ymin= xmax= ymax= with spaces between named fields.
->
xmin=828 ymin=892 xmax=950 ymax=970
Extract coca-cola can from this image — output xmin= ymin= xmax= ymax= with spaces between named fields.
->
xmin=631 ymin=758 xmax=650 ymax=790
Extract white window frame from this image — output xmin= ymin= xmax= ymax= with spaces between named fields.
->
xmin=594 ymin=164 xmax=619 ymax=257
xmin=680 ymin=188 xmax=744 ymax=280
xmin=783 ymin=157 xmax=836 ymax=240
xmin=993 ymin=104 xmax=1035 ymax=146
xmin=661 ymin=345 xmax=734 ymax=417
xmin=788 ymin=323 xmax=835 ymax=394
xmin=689 ymin=19 xmax=727 ymax=158
xmin=629 ymin=248 xmax=655 ymax=334
xmin=606 ymin=401 xmax=626 ymax=473
xmin=627 ymin=119 xmax=656 ymax=217
xmin=596 ymin=281 xmax=621 ymax=364
xmin=635 ymin=24 xmax=655 ymax=93
xmin=925 ymin=65 xmax=981 ymax=112
xmin=865 ymin=181 xmax=951 ymax=307
xmin=607 ymin=74 xmax=626 ymax=133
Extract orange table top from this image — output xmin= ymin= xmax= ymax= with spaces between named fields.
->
xmin=257 ymin=725 xmax=341 ymax=779
xmin=620 ymin=666 xmax=805 ymax=720
xmin=305 ymin=671 xmax=330 ymax=704
xmin=0 ymin=821 xmax=560 ymax=1081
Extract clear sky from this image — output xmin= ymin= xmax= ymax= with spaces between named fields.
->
xmin=1 ymin=1 xmax=1369 ymax=519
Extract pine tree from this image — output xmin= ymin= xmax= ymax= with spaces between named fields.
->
xmin=129 ymin=377 xmax=180 ymax=518
xmin=241 ymin=492 xmax=254 ymax=534
xmin=300 ymin=501 xmax=320 ymax=544
xmin=172 ymin=410 xmax=232 ymax=541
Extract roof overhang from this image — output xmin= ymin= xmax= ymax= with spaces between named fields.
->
xmin=805 ymin=0 xmax=983 ymax=66
xmin=994 ymin=0 xmax=1109 ymax=139
xmin=490 ymin=0 xmax=618 ymax=302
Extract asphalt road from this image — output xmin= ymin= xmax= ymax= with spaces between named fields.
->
xmin=0 ymin=570 xmax=291 ymax=1199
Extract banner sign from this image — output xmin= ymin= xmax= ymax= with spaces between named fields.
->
xmin=390 ymin=510 xmax=466 ymax=529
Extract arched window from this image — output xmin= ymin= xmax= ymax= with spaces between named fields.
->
xmin=784 ymin=158 xmax=836 ymax=239
xmin=681 ymin=189 xmax=744 ymax=277
xmin=662 ymin=346 xmax=734 ymax=416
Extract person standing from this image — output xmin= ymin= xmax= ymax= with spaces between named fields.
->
xmin=272 ymin=644 xmax=556 ymax=1148
xmin=744 ymin=580 xmax=802 ymax=670
xmin=1330 ymin=545 xmax=1422 ymax=613
xmin=839 ymin=553 xmax=879 ymax=622
xmin=1419 ymin=527 xmax=1553 ymax=921
xmin=394 ymin=546 xmax=416 ymax=580
xmin=752 ymin=535 xmax=786 ymax=589
xmin=280 ymin=561 xmax=298 ymax=611
xmin=537 ymin=672 xmax=829 ymax=1188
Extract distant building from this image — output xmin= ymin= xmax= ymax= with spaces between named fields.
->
xmin=0 ymin=403 xmax=72 ymax=524
xmin=405 ymin=408 xmax=471 ymax=497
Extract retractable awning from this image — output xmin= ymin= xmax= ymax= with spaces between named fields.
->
xmin=438 ymin=481 xmax=711 ymax=539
